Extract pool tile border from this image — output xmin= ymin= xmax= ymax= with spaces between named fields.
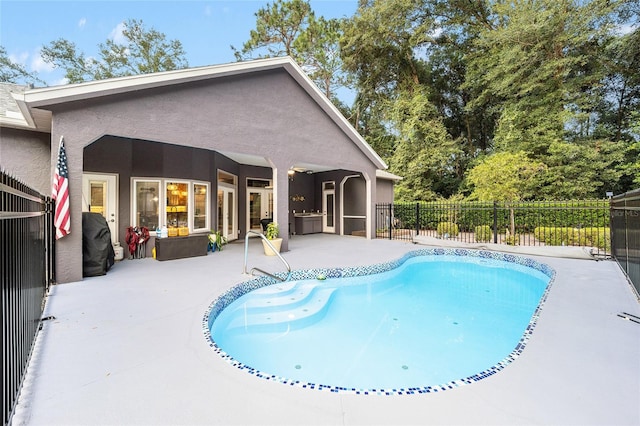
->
xmin=202 ymin=248 xmax=556 ymax=396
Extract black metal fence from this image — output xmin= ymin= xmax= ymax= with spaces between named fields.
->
xmin=376 ymin=200 xmax=611 ymax=257
xmin=611 ymin=189 xmax=640 ymax=295
xmin=1 ymin=171 xmax=55 ymax=426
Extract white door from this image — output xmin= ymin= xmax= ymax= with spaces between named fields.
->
xmin=247 ymin=188 xmax=273 ymax=234
xmin=323 ymin=181 xmax=335 ymax=233
xmin=82 ymin=173 xmax=118 ymax=243
xmin=218 ymin=185 xmax=237 ymax=241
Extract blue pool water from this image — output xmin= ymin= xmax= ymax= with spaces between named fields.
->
xmin=205 ymin=250 xmax=554 ymax=394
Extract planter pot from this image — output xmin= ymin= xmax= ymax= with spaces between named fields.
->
xmin=262 ymin=238 xmax=282 ymax=256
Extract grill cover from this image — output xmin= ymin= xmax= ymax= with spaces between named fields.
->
xmin=82 ymin=212 xmax=115 ymax=277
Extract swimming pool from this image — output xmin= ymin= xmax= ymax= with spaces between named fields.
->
xmin=203 ymin=248 xmax=555 ymax=395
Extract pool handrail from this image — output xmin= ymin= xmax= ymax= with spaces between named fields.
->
xmin=243 ymin=230 xmax=292 ymax=282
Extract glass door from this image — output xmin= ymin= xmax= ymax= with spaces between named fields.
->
xmin=247 ymin=188 xmax=273 ymax=234
xmin=82 ymin=173 xmax=118 ymax=243
xmin=246 ymin=178 xmax=273 ymax=235
xmin=322 ymin=181 xmax=335 ymax=233
xmin=217 ymin=185 xmax=237 ymax=241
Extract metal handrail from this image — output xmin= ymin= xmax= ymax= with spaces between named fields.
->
xmin=243 ymin=230 xmax=292 ymax=282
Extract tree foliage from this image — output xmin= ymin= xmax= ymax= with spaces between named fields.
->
xmin=233 ymin=0 xmax=347 ymax=100
xmin=0 ymin=46 xmax=45 ymax=85
xmin=390 ymin=87 xmax=462 ymax=201
xmin=467 ymin=151 xmax=546 ymax=202
xmin=5 ymin=0 xmax=637 ymax=201
xmin=339 ymin=0 xmax=638 ymax=199
xmin=40 ymin=19 xmax=188 ymax=83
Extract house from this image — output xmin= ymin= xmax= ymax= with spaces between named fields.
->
xmin=0 ymin=57 xmax=400 ymax=283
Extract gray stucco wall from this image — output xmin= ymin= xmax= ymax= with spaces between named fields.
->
xmin=0 ymin=127 xmax=51 ymax=194
xmin=45 ymin=69 xmax=379 ymax=283
xmin=376 ymin=179 xmax=395 ymax=204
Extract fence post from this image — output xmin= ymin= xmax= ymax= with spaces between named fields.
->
xmin=415 ymin=202 xmax=420 ymax=237
xmin=388 ymin=203 xmax=393 ymax=240
xmin=493 ymin=201 xmax=498 ymax=244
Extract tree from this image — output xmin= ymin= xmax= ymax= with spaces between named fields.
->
xmin=464 ymin=0 xmax=622 ymax=157
xmin=594 ymin=28 xmax=640 ymax=143
xmin=0 ymin=46 xmax=45 ymax=85
xmin=232 ymin=0 xmax=312 ymax=60
xmin=389 ymin=86 xmax=462 ymax=201
xmin=537 ymin=140 xmax=625 ymax=199
xmin=341 ymin=0 xmax=435 ymax=99
xmin=466 ymin=151 xmax=546 ymax=234
xmin=40 ymin=19 xmax=188 ymax=83
xmin=233 ymin=0 xmax=347 ymax=100
xmin=341 ymin=0 xmax=468 ymax=198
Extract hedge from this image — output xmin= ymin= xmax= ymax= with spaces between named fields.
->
xmin=534 ymin=226 xmax=611 ymax=250
xmin=390 ymin=200 xmax=609 ymax=233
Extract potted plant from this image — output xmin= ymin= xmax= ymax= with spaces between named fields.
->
xmin=262 ymin=222 xmax=282 ymax=256
xmin=208 ymin=230 xmax=227 ymax=252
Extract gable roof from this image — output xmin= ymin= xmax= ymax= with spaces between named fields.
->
xmin=0 ymin=83 xmax=43 ymax=131
xmin=12 ymin=56 xmax=387 ymax=170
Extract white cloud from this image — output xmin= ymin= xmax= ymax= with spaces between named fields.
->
xmin=53 ymin=77 xmax=70 ymax=86
xmin=617 ymin=23 xmax=637 ymax=35
xmin=9 ymin=49 xmax=54 ymax=74
xmin=78 ymin=17 xmax=87 ymax=28
xmin=8 ymin=51 xmax=29 ymax=66
xmin=430 ymin=27 xmax=443 ymax=39
xmin=31 ymin=49 xmax=55 ymax=73
xmin=110 ymin=22 xmax=127 ymax=44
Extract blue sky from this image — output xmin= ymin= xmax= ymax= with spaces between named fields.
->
xmin=0 ymin=0 xmax=359 ymax=86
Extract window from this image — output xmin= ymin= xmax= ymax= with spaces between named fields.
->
xmin=166 ymin=181 xmax=189 ymax=228
xmin=133 ymin=179 xmax=160 ymax=229
xmin=132 ymin=178 xmax=209 ymax=233
xmin=193 ymin=183 xmax=208 ymax=231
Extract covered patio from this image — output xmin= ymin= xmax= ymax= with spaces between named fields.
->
xmin=12 ymin=57 xmax=394 ymax=284
xmin=12 ymin=235 xmax=640 ymax=425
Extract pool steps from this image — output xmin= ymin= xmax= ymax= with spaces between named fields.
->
xmin=223 ymin=282 xmax=336 ymax=332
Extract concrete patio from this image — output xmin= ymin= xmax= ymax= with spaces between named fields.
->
xmin=11 ymin=234 xmax=640 ymax=425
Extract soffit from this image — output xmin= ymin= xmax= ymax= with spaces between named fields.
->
xmin=218 ymin=151 xmax=335 ymax=173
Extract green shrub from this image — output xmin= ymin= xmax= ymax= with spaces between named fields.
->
xmin=533 ymin=226 xmax=610 ymax=249
xmin=474 ymin=225 xmax=492 ymax=242
xmin=583 ymin=227 xmax=611 ymax=251
xmin=504 ymin=235 xmax=520 ymax=245
xmin=437 ymin=221 xmax=459 ymax=237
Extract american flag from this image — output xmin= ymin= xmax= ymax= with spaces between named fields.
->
xmin=52 ymin=136 xmax=70 ymax=239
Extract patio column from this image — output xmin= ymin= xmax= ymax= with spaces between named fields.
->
xmin=51 ymin=131 xmax=84 ymax=283
xmin=362 ymin=168 xmax=377 ymax=240
xmin=268 ymin=159 xmax=290 ymax=252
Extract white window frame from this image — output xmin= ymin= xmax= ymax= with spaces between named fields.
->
xmin=165 ymin=179 xmax=191 ymax=229
xmin=131 ymin=178 xmax=162 ymax=233
xmin=192 ymin=181 xmax=210 ymax=233
xmin=131 ymin=177 xmax=210 ymax=235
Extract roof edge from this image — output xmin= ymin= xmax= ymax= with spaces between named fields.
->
xmin=22 ymin=57 xmax=295 ymax=107
xmin=376 ymin=170 xmax=403 ymax=181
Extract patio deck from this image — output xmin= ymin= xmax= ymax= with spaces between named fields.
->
xmin=11 ymin=234 xmax=640 ymax=425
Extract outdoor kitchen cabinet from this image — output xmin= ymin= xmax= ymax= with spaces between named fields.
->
xmin=294 ymin=214 xmax=323 ymax=235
